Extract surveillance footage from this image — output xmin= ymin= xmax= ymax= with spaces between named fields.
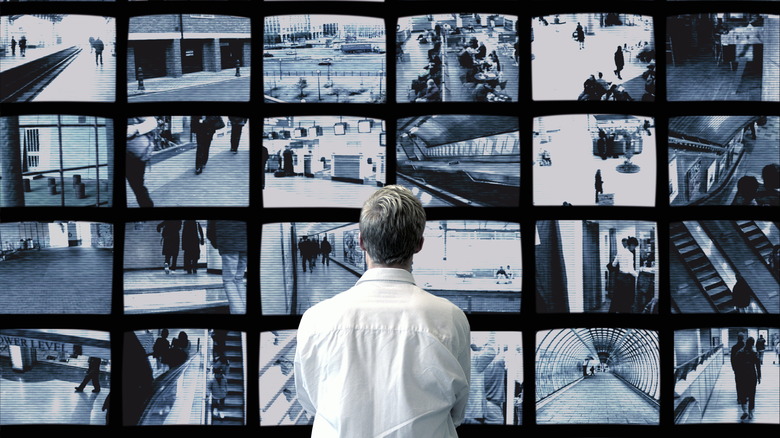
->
xmin=396 ymin=115 xmax=520 ymax=207
xmin=397 ymin=13 xmax=519 ymax=103
xmin=669 ymin=220 xmax=780 ymax=314
xmin=1 ymin=14 xmax=116 ymax=103
xmin=260 ymin=330 xmax=522 ymax=426
xmin=669 ymin=115 xmax=779 ymax=206
xmin=0 ymin=221 xmax=113 ymax=314
xmin=262 ymin=116 xmax=385 ymax=208
xmin=125 ymin=116 xmax=249 ymax=208
xmin=533 ymin=114 xmax=656 ymax=207
xmin=123 ymin=329 xmax=247 ymax=426
xmin=667 ymin=13 xmax=779 ymax=102
xmin=532 ymin=13 xmax=655 ymax=101
xmin=128 ymin=15 xmax=250 ymax=102
xmin=263 ymin=15 xmax=386 ymax=103
xmin=0 ymin=115 xmax=113 ymax=207
xmin=674 ymin=328 xmax=780 ymax=425
xmin=0 ymin=329 xmax=111 ymax=426
xmin=261 ymin=220 xmax=521 ymax=315
xmin=536 ymin=328 xmax=660 ymax=425
xmin=536 ymin=220 xmax=658 ymax=314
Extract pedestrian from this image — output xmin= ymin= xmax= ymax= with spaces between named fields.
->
xmin=597 ymin=130 xmax=608 ymax=159
xmin=732 ymin=176 xmax=760 ymax=205
xmin=590 ymin=366 xmax=595 ymax=376
xmin=294 ymin=185 xmax=470 ymax=436
xmin=734 ymin=337 xmax=761 ymax=421
xmin=608 ymin=237 xmax=639 ymax=313
xmin=614 ymin=45 xmax=625 ymax=80
xmin=209 ymin=365 xmax=229 ymax=419
xmin=126 ymin=117 xmax=157 ymax=207
xmin=75 ymin=356 xmax=102 ymax=393
xmin=756 ymin=334 xmax=767 ymax=365
xmin=153 ymin=328 xmax=170 ymax=369
xmin=575 ymin=22 xmax=585 ymax=50
xmin=10 ymin=36 xmax=16 ymax=56
xmin=157 ymin=220 xmax=182 ymax=274
xmin=298 ymin=236 xmax=310 ymax=272
xmin=227 ymin=116 xmax=248 ymax=154
xmin=282 ymin=145 xmax=295 ymax=176
xmin=181 ymin=220 xmax=204 ymax=274
xmin=732 ymin=274 xmax=754 ymax=312
xmin=755 ymin=163 xmax=780 ymax=206
xmin=191 ymin=116 xmax=225 ymax=175
xmin=18 ymin=36 xmax=26 ymax=56
xmin=320 ymin=235 xmax=332 ymax=266
xmin=595 ymin=169 xmax=604 ymax=203
xmin=730 ymin=333 xmax=745 ymax=402
xmin=261 ymin=145 xmax=269 ymax=189
xmin=93 ymin=37 xmax=105 ymax=65
xmin=308 ymin=237 xmax=319 ymax=271
xmin=207 ymin=220 xmax=247 ymax=314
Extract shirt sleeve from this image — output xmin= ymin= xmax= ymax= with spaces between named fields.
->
xmin=450 ymin=311 xmax=471 ymax=426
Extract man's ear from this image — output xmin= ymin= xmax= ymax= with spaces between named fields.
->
xmin=415 ymin=237 xmax=424 ymax=254
xmin=359 ymin=232 xmax=366 ymax=252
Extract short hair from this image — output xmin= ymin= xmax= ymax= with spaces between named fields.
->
xmin=737 ymin=175 xmax=759 ymax=195
xmin=761 ymin=163 xmax=779 ymax=190
xmin=359 ymin=185 xmax=426 ymax=266
xmin=626 ymin=237 xmax=639 ymax=247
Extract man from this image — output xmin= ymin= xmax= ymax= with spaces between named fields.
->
xmin=93 ymin=37 xmax=105 ymax=65
xmin=295 ymin=185 xmax=471 ymax=437
xmin=756 ymin=334 xmax=766 ymax=365
xmin=415 ymin=78 xmax=441 ymax=102
xmin=608 ymin=236 xmax=639 ymax=313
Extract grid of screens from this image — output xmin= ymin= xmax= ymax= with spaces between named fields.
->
xmin=0 ymin=1 xmax=778 ymax=436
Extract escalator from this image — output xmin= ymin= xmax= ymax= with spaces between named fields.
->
xmin=735 ymin=220 xmax=776 ymax=270
xmin=670 ymin=222 xmax=736 ymax=313
xmin=219 ymin=330 xmax=245 ymax=425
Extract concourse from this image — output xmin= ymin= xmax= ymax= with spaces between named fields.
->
xmin=535 ymin=328 xmax=660 ymax=425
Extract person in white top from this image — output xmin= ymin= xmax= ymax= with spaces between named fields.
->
xmin=295 ymin=185 xmax=471 ymax=438
xmin=609 ymin=236 xmax=639 ymax=313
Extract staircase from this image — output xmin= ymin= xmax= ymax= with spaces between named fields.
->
xmin=215 ymin=330 xmax=245 ymax=425
xmin=670 ymin=222 xmax=736 ymax=313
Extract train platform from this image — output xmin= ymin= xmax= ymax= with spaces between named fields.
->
xmin=30 ymin=46 xmax=116 ymax=102
xmin=263 ymin=173 xmax=381 ymax=208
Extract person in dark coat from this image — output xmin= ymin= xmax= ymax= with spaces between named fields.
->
xmin=282 ymin=145 xmax=295 ymax=176
xmin=181 ymin=220 xmax=204 ymax=274
xmin=157 ymin=220 xmax=182 ymax=274
xmin=18 ymin=36 xmax=26 ymax=56
xmin=614 ymin=46 xmax=625 ymax=79
xmin=191 ymin=116 xmax=223 ymax=175
xmin=228 ymin=116 xmax=248 ymax=154
xmin=575 ymin=23 xmax=585 ymax=50
xmin=731 ymin=274 xmax=753 ymax=312
xmin=75 ymin=356 xmax=102 ymax=393
xmin=93 ymin=37 xmax=105 ymax=65
xmin=10 ymin=37 xmax=16 ymax=56
xmin=153 ymin=328 xmax=170 ymax=369
xmin=595 ymin=169 xmax=604 ymax=203
xmin=320 ymin=236 xmax=332 ymax=266
xmin=734 ymin=337 xmax=761 ymax=421
xmin=597 ymin=130 xmax=608 ymax=159
xmin=207 ymin=220 xmax=247 ymax=314
xmin=730 ymin=333 xmax=745 ymax=399
xmin=262 ymin=145 xmax=270 ymax=189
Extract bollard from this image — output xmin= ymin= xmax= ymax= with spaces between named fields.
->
xmin=137 ymin=66 xmax=145 ymax=91
xmin=49 ymin=185 xmax=58 ymax=195
xmin=73 ymin=174 xmax=81 ymax=186
xmin=75 ymin=183 xmax=86 ymax=199
xmin=47 ymin=177 xmax=56 ymax=187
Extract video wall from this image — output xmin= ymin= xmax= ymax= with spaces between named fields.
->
xmin=1 ymin=1 xmax=778 ymax=436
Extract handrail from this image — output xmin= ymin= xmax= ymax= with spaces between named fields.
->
xmin=23 ymin=163 xmax=108 ymax=177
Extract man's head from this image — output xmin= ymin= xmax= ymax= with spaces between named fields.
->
xmin=626 ymin=236 xmax=639 ymax=252
xmin=359 ymin=185 xmax=426 ymax=269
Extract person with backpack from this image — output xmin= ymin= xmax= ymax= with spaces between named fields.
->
xmin=126 ymin=117 xmax=157 ymax=207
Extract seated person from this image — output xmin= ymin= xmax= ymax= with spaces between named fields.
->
xmin=487 ymin=50 xmax=501 ymax=72
xmin=609 ymin=84 xmax=634 ymax=101
xmin=428 ymin=41 xmax=442 ymax=61
xmin=473 ymin=81 xmax=496 ymax=102
xmin=415 ymin=79 xmax=441 ymax=102
xmin=410 ymin=74 xmax=428 ymax=96
xmin=475 ymin=42 xmax=487 ymax=60
xmin=595 ymin=72 xmax=611 ymax=94
xmin=579 ymin=75 xmax=602 ymax=100
xmin=495 ymin=266 xmax=507 ymax=280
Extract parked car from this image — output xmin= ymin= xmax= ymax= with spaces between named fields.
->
xmin=318 ymin=58 xmax=334 ymax=65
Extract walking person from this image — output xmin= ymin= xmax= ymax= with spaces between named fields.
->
xmin=734 ymin=337 xmax=761 ymax=421
xmin=228 ymin=116 xmax=248 ymax=154
xmin=126 ymin=117 xmax=157 ymax=207
xmin=75 ymin=356 xmax=102 ymax=393
xmin=10 ymin=37 xmax=16 ymax=56
xmin=181 ymin=220 xmax=204 ymax=274
xmin=207 ymin=220 xmax=247 ymax=314
xmin=261 ymin=145 xmax=269 ymax=189
xmin=575 ymin=22 xmax=585 ymax=50
xmin=608 ymin=237 xmax=639 ymax=313
xmin=191 ymin=116 xmax=225 ymax=175
xmin=320 ymin=235 xmax=332 ymax=266
xmin=756 ymin=335 xmax=767 ymax=365
xmin=18 ymin=36 xmax=26 ymax=56
xmin=93 ymin=37 xmax=105 ymax=65
xmin=157 ymin=220 xmax=182 ymax=274
xmin=209 ymin=365 xmax=229 ymax=420
xmin=731 ymin=333 xmax=745 ymax=402
xmin=614 ymin=46 xmax=625 ymax=80
xmin=153 ymin=329 xmax=170 ymax=369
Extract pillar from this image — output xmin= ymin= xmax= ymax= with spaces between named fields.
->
xmin=0 ymin=116 xmax=25 ymax=207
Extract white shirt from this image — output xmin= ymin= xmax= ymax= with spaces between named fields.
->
xmin=294 ymin=268 xmax=471 ymax=438
xmin=611 ymin=246 xmax=637 ymax=277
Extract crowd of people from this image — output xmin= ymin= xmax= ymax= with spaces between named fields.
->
xmin=297 ymin=235 xmax=333 ymax=272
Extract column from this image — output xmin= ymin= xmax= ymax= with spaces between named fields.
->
xmin=0 ymin=116 xmax=25 ymax=207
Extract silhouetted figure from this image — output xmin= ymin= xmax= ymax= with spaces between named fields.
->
xmin=75 ymin=356 xmax=102 ymax=393
xmin=732 ymin=176 xmax=760 ymax=205
xmin=614 ymin=46 xmax=624 ymax=79
xmin=181 ymin=220 xmax=204 ymax=274
xmin=157 ymin=220 xmax=182 ymax=274
xmin=734 ymin=337 xmax=761 ymax=421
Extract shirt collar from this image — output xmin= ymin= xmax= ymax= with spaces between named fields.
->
xmin=355 ymin=268 xmax=416 ymax=286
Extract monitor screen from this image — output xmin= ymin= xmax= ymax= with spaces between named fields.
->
xmin=261 ymin=220 xmax=522 ymax=315
xmin=263 ymin=116 xmax=385 ymax=208
xmin=0 ymin=329 xmax=111 ymax=425
xmin=397 ymin=114 xmax=520 ymax=207
xmin=0 ymin=221 xmax=113 ymax=314
xmin=259 ymin=329 xmax=523 ymax=426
